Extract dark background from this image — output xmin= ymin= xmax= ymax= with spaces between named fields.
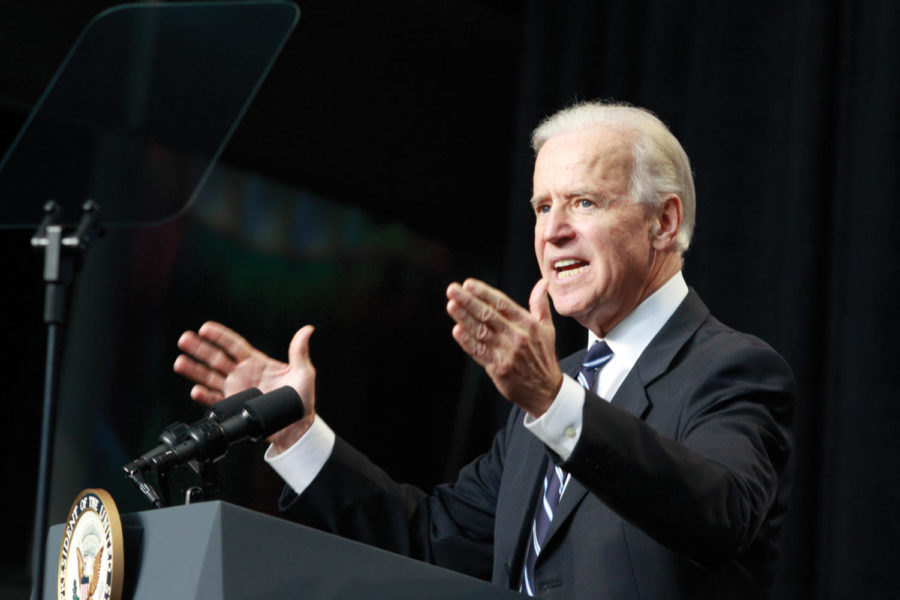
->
xmin=2 ymin=1 xmax=899 ymax=598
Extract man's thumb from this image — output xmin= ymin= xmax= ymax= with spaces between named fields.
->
xmin=529 ymin=278 xmax=551 ymax=322
xmin=288 ymin=325 xmax=315 ymax=367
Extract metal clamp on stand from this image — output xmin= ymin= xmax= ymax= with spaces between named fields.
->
xmin=31 ymin=200 xmax=103 ymax=323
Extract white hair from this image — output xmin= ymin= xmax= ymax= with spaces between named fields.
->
xmin=531 ymin=101 xmax=696 ymax=253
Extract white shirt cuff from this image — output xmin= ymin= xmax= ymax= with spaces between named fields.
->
xmin=523 ymin=374 xmax=585 ymax=461
xmin=264 ymin=416 xmax=335 ymax=494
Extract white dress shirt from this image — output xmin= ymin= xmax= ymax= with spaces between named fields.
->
xmin=267 ymin=272 xmax=688 ymax=493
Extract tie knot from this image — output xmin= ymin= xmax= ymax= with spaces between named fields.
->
xmin=578 ymin=341 xmax=613 ymax=391
xmin=583 ymin=340 xmax=613 ymax=369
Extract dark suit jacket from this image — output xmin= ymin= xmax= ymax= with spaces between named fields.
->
xmin=282 ymin=290 xmax=795 ymax=599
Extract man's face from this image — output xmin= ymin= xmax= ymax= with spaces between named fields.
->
xmin=532 ymin=126 xmax=662 ymax=335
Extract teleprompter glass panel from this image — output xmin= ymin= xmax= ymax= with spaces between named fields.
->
xmin=0 ymin=1 xmax=298 ymax=228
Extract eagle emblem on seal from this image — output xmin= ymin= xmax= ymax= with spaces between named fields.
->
xmin=73 ymin=545 xmax=104 ymax=599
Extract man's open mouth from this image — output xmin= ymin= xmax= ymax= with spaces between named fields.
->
xmin=554 ymin=259 xmax=589 ymax=280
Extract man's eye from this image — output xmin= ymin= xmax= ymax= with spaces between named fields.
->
xmin=577 ymin=199 xmax=595 ymax=209
xmin=535 ymin=204 xmax=550 ymax=215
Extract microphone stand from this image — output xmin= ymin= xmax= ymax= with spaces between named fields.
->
xmin=28 ymin=200 xmax=102 ymax=600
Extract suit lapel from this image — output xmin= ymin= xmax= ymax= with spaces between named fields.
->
xmin=609 ymin=371 xmax=650 ymax=418
xmin=544 ymin=476 xmax=588 ymax=543
xmin=608 ymin=288 xmax=710 ymax=416
xmin=630 ymin=288 xmax=709 ymax=388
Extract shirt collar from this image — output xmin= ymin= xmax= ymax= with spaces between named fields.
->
xmin=588 ymin=271 xmax=689 ymax=370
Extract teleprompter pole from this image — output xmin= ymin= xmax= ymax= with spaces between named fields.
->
xmin=28 ymin=201 xmax=102 ymax=600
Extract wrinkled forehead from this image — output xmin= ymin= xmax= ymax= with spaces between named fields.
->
xmin=532 ymin=126 xmax=635 ymax=194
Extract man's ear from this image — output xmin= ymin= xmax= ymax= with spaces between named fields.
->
xmin=651 ymin=195 xmax=683 ymax=250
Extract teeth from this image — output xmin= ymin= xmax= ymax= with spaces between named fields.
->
xmin=554 ymin=259 xmax=579 ymax=269
xmin=557 ymin=265 xmax=588 ymax=279
xmin=552 ymin=258 xmax=588 ymax=280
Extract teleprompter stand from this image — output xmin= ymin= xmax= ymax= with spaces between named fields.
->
xmin=28 ymin=200 xmax=103 ymax=599
xmin=0 ymin=3 xmax=299 ymax=599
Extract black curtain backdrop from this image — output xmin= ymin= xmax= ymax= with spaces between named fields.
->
xmin=3 ymin=1 xmax=900 ymax=598
xmin=497 ymin=1 xmax=900 ymax=598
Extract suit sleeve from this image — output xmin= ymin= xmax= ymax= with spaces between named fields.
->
xmin=562 ymin=331 xmax=795 ymax=567
xmin=277 ymin=408 xmax=519 ymax=580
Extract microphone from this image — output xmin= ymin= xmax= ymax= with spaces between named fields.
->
xmin=127 ymin=386 xmax=304 ymax=474
xmin=205 ymin=386 xmax=263 ymax=421
xmin=125 ymin=387 xmax=262 ymax=475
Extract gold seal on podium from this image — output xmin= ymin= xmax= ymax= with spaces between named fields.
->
xmin=57 ymin=489 xmax=123 ymax=600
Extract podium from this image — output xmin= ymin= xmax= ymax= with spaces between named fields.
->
xmin=43 ymin=501 xmax=521 ymax=599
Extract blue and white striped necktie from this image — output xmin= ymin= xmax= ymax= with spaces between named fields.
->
xmin=520 ymin=340 xmax=614 ymax=596
xmin=577 ymin=340 xmax=614 ymax=392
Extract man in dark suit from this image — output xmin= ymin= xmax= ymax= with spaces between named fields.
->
xmin=175 ymin=101 xmax=795 ymax=598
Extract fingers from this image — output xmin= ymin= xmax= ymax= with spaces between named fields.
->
xmin=446 ymin=279 xmax=531 ymax=369
xmin=174 ymin=320 xmax=256 ymax=379
xmin=176 ymin=330 xmax=238 ymax=376
xmin=457 ymin=278 xmax=527 ymax=320
xmin=450 ymin=321 xmax=497 ymax=366
xmin=196 ymin=321 xmax=254 ymax=362
xmin=447 ymin=294 xmax=498 ymax=345
xmin=174 ymin=322 xmax=317 ymax=419
xmin=446 ymin=294 xmax=496 ymax=365
xmin=446 ymin=279 xmax=525 ymax=339
xmin=173 ymin=352 xmax=228 ymax=392
xmin=172 ymin=351 xmax=226 ymax=407
xmin=189 ymin=383 xmax=224 ymax=407
xmin=174 ymin=321 xmax=251 ymax=400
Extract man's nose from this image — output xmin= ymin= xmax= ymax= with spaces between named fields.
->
xmin=542 ymin=207 xmax=574 ymax=243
